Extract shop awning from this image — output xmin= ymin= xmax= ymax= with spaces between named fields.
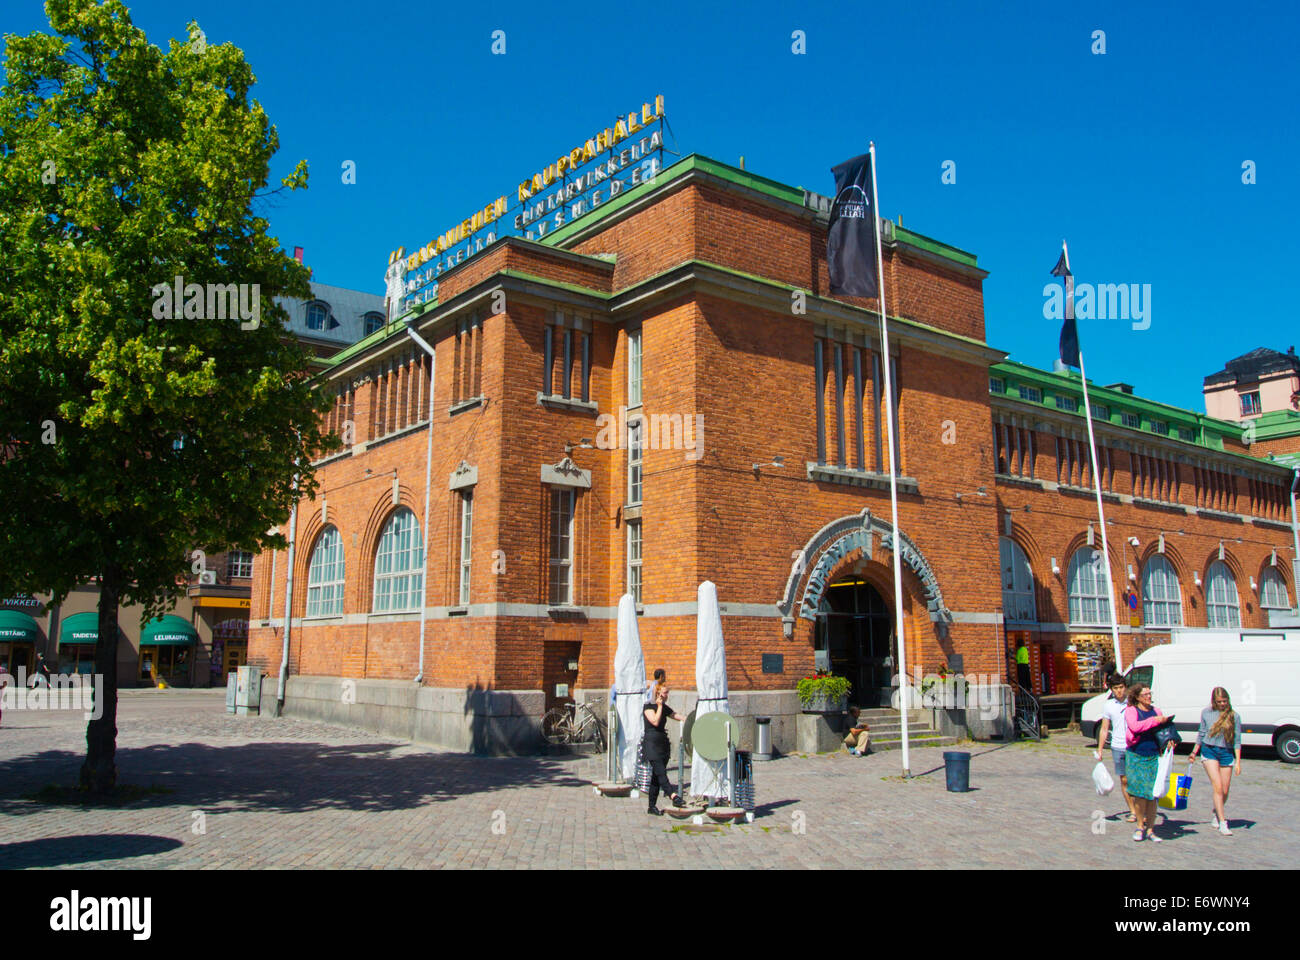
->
xmin=0 ymin=610 xmax=40 ymax=642
xmin=59 ymin=611 xmax=100 ymax=645
xmin=141 ymin=615 xmax=197 ymax=646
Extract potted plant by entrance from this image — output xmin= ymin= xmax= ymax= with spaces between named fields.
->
xmin=797 ymin=670 xmax=851 ymax=713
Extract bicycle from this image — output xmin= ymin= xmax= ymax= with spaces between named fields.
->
xmin=542 ymin=697 xmax=608 ymax=750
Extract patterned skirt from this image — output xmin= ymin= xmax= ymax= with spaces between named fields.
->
xmin=1125 ymin=751 xmax=1158 ymax=800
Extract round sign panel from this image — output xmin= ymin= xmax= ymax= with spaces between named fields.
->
xmin=691 ymin=711 xmax=739 ymax=762
xmin=681 ymin=709 xmax=697 ymax=753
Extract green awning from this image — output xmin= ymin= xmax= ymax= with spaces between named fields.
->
xmin=141 ymin=614 xmax=197 ymax=646
xmin=59 ymin=611 xmax=100 ymax=645
xmin=0 ymin=610 xmax=39 ymax=642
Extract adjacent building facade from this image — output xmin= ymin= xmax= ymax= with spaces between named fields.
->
xmin=245 ymin=153 xmax=1300 ymax=753
xmin=1 ymin=282 xmax=384 ymax=688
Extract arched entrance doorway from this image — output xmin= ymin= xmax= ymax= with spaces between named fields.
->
xmin=815 ymin=577 xmax=894 ymax=707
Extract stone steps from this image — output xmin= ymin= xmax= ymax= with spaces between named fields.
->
xmin=844 ymin=708 xmax=958 ymax=753
xmin=866 ymin=733 xmax=959 ymax=752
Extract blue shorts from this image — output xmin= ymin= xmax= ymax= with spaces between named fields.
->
xmin=1201 ymin=744 xmax=1236 ymax=765
xmin=1110 ymin=748 xmax=1127 ymax=777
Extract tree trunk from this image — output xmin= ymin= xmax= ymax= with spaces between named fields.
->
xmin=80 ymin=570 xmax=121 ymax=793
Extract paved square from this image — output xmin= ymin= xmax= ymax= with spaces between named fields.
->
xmin=1 ymin=690 xmax=1296 ymax=869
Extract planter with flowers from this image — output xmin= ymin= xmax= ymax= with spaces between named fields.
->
xmin=797 ymin=671 xmax=851 ymax=714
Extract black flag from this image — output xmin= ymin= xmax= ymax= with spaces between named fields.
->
xmin=1051 ymin=244 xmax=1080 ymax=368
xmin=827 ymin=154 xmax=878 ymax=297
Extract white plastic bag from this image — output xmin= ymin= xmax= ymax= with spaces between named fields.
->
xmin=1151 ymin=744 xmax=1175 ymax=800
xmin=1092 ymin=761 xmax=1115 ymax=796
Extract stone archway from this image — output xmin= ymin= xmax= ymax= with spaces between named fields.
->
xmin=777 ymin=509 xmax=953 ymax=641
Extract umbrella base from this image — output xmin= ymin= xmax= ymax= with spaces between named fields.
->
xmin=593 ymin=781 xmax=634 ymax=797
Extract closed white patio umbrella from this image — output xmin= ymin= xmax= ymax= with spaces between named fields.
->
xmin=690 ymin=580 xmax=731 ymax=801
xmin=613 ymin=593 xmax=646 ymax=781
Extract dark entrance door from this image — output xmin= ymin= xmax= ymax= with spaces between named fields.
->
xmin=815 ymin=578 xmax=893 ymax=707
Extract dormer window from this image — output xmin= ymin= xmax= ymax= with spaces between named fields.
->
xmin=306 ymin=302 xmax=329 ymax=331
xmin=364 ymin=312 xmax=385 ymax=336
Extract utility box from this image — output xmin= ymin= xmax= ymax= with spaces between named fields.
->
xmin=225 ymin=672 xmax=237 ymax=714
xmin=235 ymin=665 xmax=261 ymax=716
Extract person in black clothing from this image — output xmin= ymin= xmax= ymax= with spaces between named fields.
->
xmin=29 ymin=652 xmax=53 ymax=688
xmin=642 ymin=683 xmax=686 ymax=815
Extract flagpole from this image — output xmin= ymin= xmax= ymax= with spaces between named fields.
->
xmin=1061 ymin=240 xmax=1123 ymax=676
xmin=869 ymin=142 xmax=910 ymax=778
xmin=1076 ymin=348 xmax=1124 ymax=675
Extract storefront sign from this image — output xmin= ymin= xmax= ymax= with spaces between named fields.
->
xmin=1 ymin=594 xmax=43 ymax=614
xmin=387 ymin=96 xmax=667 ymax=314
xmin=194 ymin=597 xmax=251 ymax=609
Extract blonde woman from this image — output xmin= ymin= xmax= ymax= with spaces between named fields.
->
xmin=1189 ymin=687 xmax=1242 ymax=836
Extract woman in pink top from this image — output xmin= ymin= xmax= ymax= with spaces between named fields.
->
xmin=1123 ymin=682 xmax=1175 ymax=842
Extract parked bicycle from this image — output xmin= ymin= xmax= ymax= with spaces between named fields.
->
xmin=542 ymin=697 xmax=608 ymax=750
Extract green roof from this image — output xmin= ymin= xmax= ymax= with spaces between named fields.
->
xmin=1249 ymin=408 xmax=1300 ymax=441
xmin=990 ymin=360 xmax=1263 ymax=459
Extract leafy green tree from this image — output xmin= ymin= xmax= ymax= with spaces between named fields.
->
xmin=0 ymin=0 xmax=333 ymax=792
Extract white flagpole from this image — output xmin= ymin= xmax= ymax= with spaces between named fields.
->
xmin=1063 ymin=241 xmax=1124 ymax=675
xmin=870 ymin=142 xmax=910 ymax=777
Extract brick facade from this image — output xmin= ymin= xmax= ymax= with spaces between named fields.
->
xmin=247 ymin=155 xmax=1298 ymax=748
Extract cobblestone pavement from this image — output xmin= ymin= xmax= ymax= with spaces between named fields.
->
xmin=1 ymin=690 xmax=1297 ymax=869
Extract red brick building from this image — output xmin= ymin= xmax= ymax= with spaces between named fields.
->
xmin=246 ymin=154 xmax=1298 ymax=752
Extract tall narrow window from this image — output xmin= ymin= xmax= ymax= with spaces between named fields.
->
xmin=999 ymin=538 xmax=1036 ymax=623
xmin=458 ymin=491 xmax=473 ymax=605
xmin=627 ymin=520 xmax=642 ymax=605
xmin=1260 ymin=566 xmax=1290 ymax=609
xmin=581 ymin=330 xmax=591 ymax=402
xmin=543 ymin=326 xmax=554 ymax=396
xmin=853 ymin=348 xmax=865 ymax=469
xmin=1206 ymin=560 xmax=1240 ymax=627
xmin=549 ymin=488 xmax=575 ymax=606
xmin=373 ymin=508 xmax=423 ymax=613
xmin=888 ymin=354 xmax=901 ymax=469
xmin=562 ymin=329 xmax=573 ymax=399
xmin=1142 ymin=554 xmax=1182 ymax=627
xmin=833 ymin=343 xmax=846 ymax=467
xmin=871 ymin=352 xmax=883 ymax=470
xmin=814 ymin=340 xmax=826 ymax=465
xmin=306 ymin=526 xmax=345 ymax=617
xmin=628 ymin=328 xmax=642 ymax=407
xmin=627 ymin=416 xmax=643 ymax=505
xmin=1067 ymin=548 xmax=1110 ymax=626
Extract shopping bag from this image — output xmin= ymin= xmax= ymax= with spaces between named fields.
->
xmin=1092 ymin=761 xmax=1115 ymax=796
xmin=1157 ymin=764 xmax=1192 ymax=810
xmin=1150 ymin=744 xmax=1175 ymax=800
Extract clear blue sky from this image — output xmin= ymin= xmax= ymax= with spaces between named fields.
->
xmin=5 ymin=0 xmax=1297 ymax=412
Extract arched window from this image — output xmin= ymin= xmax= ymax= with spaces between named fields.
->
xmin=1205 ymin=560 xmax=1240 ymax=627
xmin=1067 ymin=547 xmax=1110 ymax=626
xmin=1260 ymin=566 xmax=1290 ymax=610
xmin=373 ymin=508 xmax=424 ymax=612
xmin=305 ymin=526 xmax=345 ymax=617
xmin=999 ymin=537 xmax=1036 ymax=623
xmin=306 ymin=302 xmax=329 ymax=331
xmin=363 ymin=312 xmax=385 ymax=336
xmin=1142 ymin=554 xmax=1182 ymax=627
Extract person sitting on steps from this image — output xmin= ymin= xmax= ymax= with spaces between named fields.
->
xmin=843 ymin=706 xmax=871 ymax=756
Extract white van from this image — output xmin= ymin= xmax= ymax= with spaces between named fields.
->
xmin=1080 ymin=629 xmax=1300 ymax=763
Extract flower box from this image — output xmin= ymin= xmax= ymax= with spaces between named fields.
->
xmin=796 ymin=671 xmax=851 ymax=713
xmin=800 ymin=692 xmax=848 ymax=714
